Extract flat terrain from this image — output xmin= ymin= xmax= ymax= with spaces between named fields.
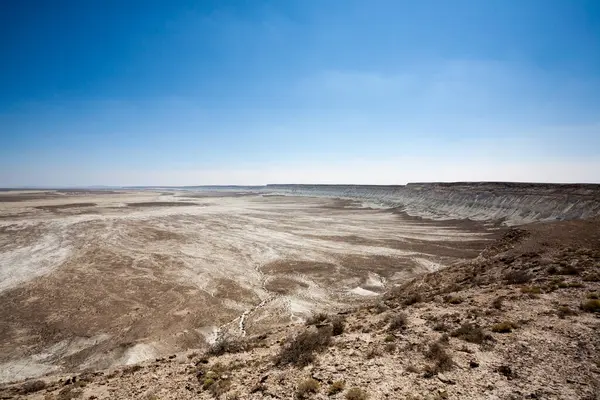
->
xmin=0 ymin=190 xmax=497 ymax=383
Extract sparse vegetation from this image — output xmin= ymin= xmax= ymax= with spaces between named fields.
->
xmin=305 ymin=312 xmax=329 ymax=326
xmin=444 ymin=295 xmax=464 ymax=304
xmin=491 ymin=321 xmax=517 ymax=333
xmin=556 ymin=305 xmax=578 ymax=318
xmin=328 ymin=381 xmax=345 ymax=395
xmin=403 ymin=293 xmax=423 ymax=306
xmin=424 ymin=342 xmax=454 ymax=373
xmin=451 ymin=323 xmax=491 ymax=344
xmin=580 ymin=299 xmax=600 ymax=313
xmin=504 ymin=270 xmax=532 ymax=284
xmin=20 ymin=380 xmax=46 ymax=394
xmin=520 ymin=286 xmax=542 ymax=294
xmin=331 ymin=316 xmax=346 ymax=336
xmin=56 ymin=387 xmax=83 ymax=400
xmin=206 ymin=335 xmax=248 ymax=357
xmin=583 ymin=272 xmax=600 ymax=282
xmin=295 ymin=378 xmax=320 ymax=399
xmin=366 ymin=346 xmax=383 ymax=359
xmin=492 ymin=296 xmax=504 ymax=310
xmin=345 ymin=387 xmax=368 ymax=400
xmin=433 ymin=321 xmax=450 ymax=332
xmin=387 ymin=312 xmax=408 ymax=331
xmin=275 ymin=326 xmax=333 ymax=367
xmin=384 ymin=334 xmax=395 ymax=342
xmin=372 ymin=302 xmax=389 ymax=314
xmin=384 ymin=342 xmax=397 ymax=353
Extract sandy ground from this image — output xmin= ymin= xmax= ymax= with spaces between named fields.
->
xmin=0 ymin=190 xmax=498 ymax=383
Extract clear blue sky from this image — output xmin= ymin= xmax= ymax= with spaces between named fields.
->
xmin=1 ymin=0 xmax=599 ymax=186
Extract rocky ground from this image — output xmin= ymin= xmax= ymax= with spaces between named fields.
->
xmin=2 ymin=217 xmax=599 ymax=400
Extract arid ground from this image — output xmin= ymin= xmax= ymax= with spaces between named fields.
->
xmin=0 ymin=190 xmax=498 ymax=383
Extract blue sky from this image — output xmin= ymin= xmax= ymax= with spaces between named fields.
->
xmin=1 ymin=0 xmax=599 ymax=186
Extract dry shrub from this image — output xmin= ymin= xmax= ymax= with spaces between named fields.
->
xmin=207 ymin=335 xmax=247 ymax=357
xmin=433 ymin=322 xmax=450 ymax=332
xmin=520 ymin=286 xmax=542 ymax=294
xmin=384 ymin=334 xmax=395 ymax=342
xmin=20 ymin=380 xmax=46 ymax=394
xmin=372 ymin=302 xmax=389 ymax=314
xmin=295 ymin=378 xmax=320 ymax=399
xmin=492 ymin=296 xmax=505 ymax=310
xmin=384 ymin=343 xmax=397 ymax=353
xmin=305 ymin=312 xmax=328 ymax=326
xmin=403 ymin=293 xmax=423 ymax=306
xmin=425 ymin=342 xmax=454 ymax=373
xmin=556 ymin=305 xmax=578 ymax=318
xmin=328 ymin=381 xmax=345 ymax=395
xmin=346 ymin=387 xmax=368 ymax=400
xmin=331 ymin=316 xmax=346 ymax=336
xmin=444 ymin=295 xmax=464 ymax=305
xmin=387 ymin=312 xmax=408 ymax=331
xmin=366 ymin=346 xmax=383 ymax=359
xmin=451 ymin=323 xmax=491 ymax=344
xmin=491 ymin=321 xmax=517 ymax=333
xmin=580 ymin=299 xmax=600 ymax=313
xmin=583 ymin=273 xmax=600 ymax=282
xmin=504 ymin=270 xmax=532 ymax=284
xmin=57 ymin=387 xmax=83 ymax=400
xmin=275 ymin=326 xmax=332 ymax=367
xmin=559 ymin=265 xmax=581 ymax=275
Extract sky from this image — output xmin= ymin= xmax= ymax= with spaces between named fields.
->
xmin=1 ymin=0 xmax=600 ymax=186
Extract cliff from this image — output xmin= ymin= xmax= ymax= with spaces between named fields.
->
xmin=265 ymin=182 xmax=600 ymax=225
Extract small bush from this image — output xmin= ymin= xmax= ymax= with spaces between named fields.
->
xmin=328 ymin=381 xmax=345 ymax=395
xmin=56 ymin=387 xmax=83 ymax=400
xmin=425 ymin=342 xmax=454 ymax=373
xmin=403 ymin=293 xmax=423 ymax=306
xmin=366 ymin=346 xmax=382 ymax=359
xmin=345 ymin=387 xmax=368 ymax=400
xmin=372 ymin=302 xmax=388 ymax=314
xmin=387 ymin=312 xmax=408 ymax=331
xmin=559 ymin=265 xmax=580 ymax=275
xmin=583 ymin=273 xmax=600 ymax=282
xmin=444 ymin=296 xmax=463 ymax=305
xmin=504 ymin=270 xmax=532 ymax=284
xmin=384 ymin=343 xmax=397 ymax=353
xmin=331 ymin=316 xmax=346 ymax=336
xmin=491 ymin=321 xmax=516 ymax=333
xmin=520 ymin=286 xmax=541 ymax=294
xmin=451 ymin=323 xmax=490 ymax=344
xmin=295 ymin=378 xmax=320 ymax=399
xmin=580 ymin=299 xmax=600 ymax=313
xmin=275 ymin=326 xmax=332 ymax=367
xmin=20 ymin=380 xmax=46 ymax=394
xmin=492 ymin=296 xmax=504 ymax=310
xmin=207 ymin=335 xmax=247 ymax=357
xmin=556 ymin=305 xmax=578 ymax=318
xmin=433 ymin=322 xmax=450 ymax=332
xmin=306 ymin=312 xmax=329 ymax=326
xmin=384 ymin=334 xmax=395 ymax=342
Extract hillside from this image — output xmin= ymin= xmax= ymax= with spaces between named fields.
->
xmin=266 ymin=183 xmax=600 ymax=225
xmin=3 ymin=217 xmax=599 ymax=400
